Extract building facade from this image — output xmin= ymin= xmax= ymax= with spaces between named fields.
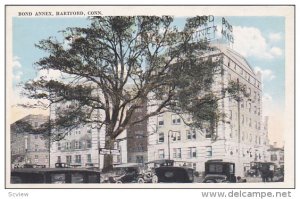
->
xmin=49 ymin=100 xmax=127 ymax=168
xmin=126 ymin=101 xmax=148 ymax=164
xmin=11 ymin=114 xmax=50 ymax=168
xmin=148 ymin=45 xmax=268 ymax=177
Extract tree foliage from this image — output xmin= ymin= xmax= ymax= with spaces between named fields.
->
xmin=21 ymin=16 xmax=245 ymax=167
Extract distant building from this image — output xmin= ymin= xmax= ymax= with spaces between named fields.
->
xmin=148 ymin=45 xmax=268 ymax=177
xmin=126 ymin=101 xmax=148 ymax=164
xmin=267 ymin=142 xmax=284 ymax=168
xmin=11 ymin=114 xmax=50 ymax=168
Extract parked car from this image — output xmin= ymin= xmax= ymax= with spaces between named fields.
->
xmin=11 ymin=168 xmax=100 ymax=184
xmin=204 ymin=160 xmax=236 ymax=182
xmin=22 ymin=163 xmax=46 ymax=168
xmin=101 ymin=163 xmax=143 ymax=183
xmin=154 ymin=166 xmax=194 ymax=183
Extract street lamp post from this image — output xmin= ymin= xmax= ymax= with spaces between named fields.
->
xmin=168 ymin=130 xmax=171 ymax=160
xmin=167 ymin=130 xmax=178 ymax=160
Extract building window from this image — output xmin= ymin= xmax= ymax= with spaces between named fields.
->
xmin=57 ymin=156 xmax=61 ymax=163
xmin=65 ymin=142 xmax=70 ymax=150
xmin=86 ymin=140 xmax=92 ymax=148
xmin=75 ymin=155 xmax=81 ymax=164
xmin=34 ymin=122 xmax=38 ymax=127
xmin=136 ymin=156 xmax=144 ymax=163
xmin=192 ymin=130 xmax=196 ymax=139
xmin=45 ymin=155 xmax=48 ymax=163
xmin=249 ymin=119 xmax=252 ymax=127
xmin=271 ymin=154 xmax=277 ymax=161
xmin=158 ymin=133 xmax=164 ymax=143
xmin=187 ymin=130 xmax=191 ymax=139
xmin=135 ymin=131 xmax=144 ymax=139
xmin=242 ymin=115 xmax=244 ymax=124
xmin=57 ymin=142 xmax=61 ymax=150
xmin=171 ymin=131 xmax=181 ymax=141
xmin=188 ymin=147 xmax=197 ymax=158
xmin=173 ymin=148 xmax=181 ymax=159
xmin=158 ymin=149 xmax=165 ymax=159
xmin=35 ymin=135 xmax=38 ymax=139
xmin=171 ymin=114 xmax=181 ymax=125
xmin=34 ymin=155 xmax=39 ymax=163
xmin=136 ymin=144 xmax=143 ymax=152
xmin=75 ymin=141 xmax=80 ymax=149
xmin=206 ymin=146 xmax=212 ymax=157
xmin=86 ymin=154 xmax=92 ymax=163
xmin=158 ymin=116 xmax=164 ymax=126
xmin=66 ymin=155 xmax=72 ymax=164
xmin=35 ymin=145 xmax=39 ymax=152
xmin=241 ymin=99 xmax=244 ymax=108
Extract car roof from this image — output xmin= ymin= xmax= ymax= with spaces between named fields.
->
xmin=204 ymin=174 xmax=227 ymax=179
xmin=11 ymin=168 xmax=100 ymax=174
xmin=113 ymin=163 xmax=142 ymax=168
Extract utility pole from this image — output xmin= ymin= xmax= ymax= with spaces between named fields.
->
xmin=167 ymin=130 xmax=178 ymax=160
xmin=168 ymin=130 xmax=171 ymax=160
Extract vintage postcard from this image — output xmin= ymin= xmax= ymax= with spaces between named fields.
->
xmin=5 ymin=5 xmax=295 ymax=189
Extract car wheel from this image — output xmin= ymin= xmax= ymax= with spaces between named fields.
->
xmin=152 ymin=175 xmax=158 ymax=183
xmin=138 ymin=178 xmax=145 ymax=183
xmin=116 ymin=180 xmax=122 ymax=184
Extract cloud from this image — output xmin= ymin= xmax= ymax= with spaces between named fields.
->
xmin=270 ymin=47 xmax=283 ymax=57
xmin=13 ymin=71 xmax=23 ymax=81
xmin=13 ymin=56 xmax=22 ymax=69
xmin=12 ymin=56 xmax=23 ymax=83
xmin=269 ymin=33 xmax=282 ymax=42
xmin=254 ymin=67 xmax=276 ymax=81
xmin=34 ymin=69 xmax=64 ymax=81
xmin=232 ymin=26 xmax=282 ymax=59
xmin=262 ymin=93 xmax=273 ymax=102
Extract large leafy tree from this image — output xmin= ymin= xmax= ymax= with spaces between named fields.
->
xmin=22 ymin=16 xmax=235 ymax=168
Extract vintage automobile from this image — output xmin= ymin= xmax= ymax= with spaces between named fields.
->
xmin=11 ymin=168 xmax=101 ymax=184
xmin=154 ymin=166 xmax=194 ymax=183
xmin=101 ymin=163 xmax=143 ymax=183
xmin=204 ymin=160 xmax=236 ymax=183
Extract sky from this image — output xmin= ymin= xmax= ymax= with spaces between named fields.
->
xmin=11 ymin=16 xmax=285 ymax=146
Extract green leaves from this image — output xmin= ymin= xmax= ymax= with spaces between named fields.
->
xmin=24 ymin=15 xmax=227 ymax=143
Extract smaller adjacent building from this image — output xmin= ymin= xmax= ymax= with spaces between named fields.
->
xmin=11 ymin=114 xmax=50 ymax=168
xmin=267 ymin=142 xmax=284 ymax=168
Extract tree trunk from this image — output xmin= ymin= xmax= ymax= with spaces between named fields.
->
xmin=102 ymin=136 xmax=115 ymax=172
